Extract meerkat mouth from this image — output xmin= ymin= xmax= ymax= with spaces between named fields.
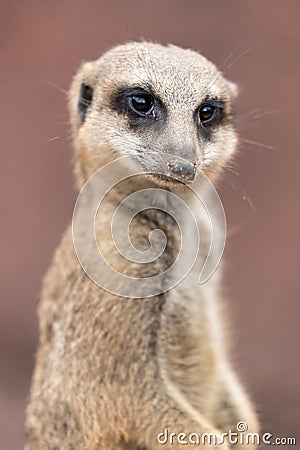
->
xmin=148 ymin=173 xmax=187 ymax=186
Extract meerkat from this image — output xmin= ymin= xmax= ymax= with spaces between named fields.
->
xmin=25 ymin=42 xmax=259 ymax=449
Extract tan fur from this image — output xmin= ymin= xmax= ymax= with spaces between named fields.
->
xmin=25 ymin=42 xmax=259 ymax=449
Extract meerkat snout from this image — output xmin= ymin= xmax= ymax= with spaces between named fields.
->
xmin=167 ymin=159 xmax=196 ymax=182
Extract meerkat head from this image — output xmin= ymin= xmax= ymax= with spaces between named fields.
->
xmin=69 ymin=42 xmax=238 ymax=188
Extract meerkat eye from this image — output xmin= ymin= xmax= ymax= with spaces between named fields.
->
xmin=199 ymin=104 xmax=215 ymax=123
xmin=129 ymin=94 xmax=154 ymax=116
xmin=198 ymin=100 xmax=225 ymax=127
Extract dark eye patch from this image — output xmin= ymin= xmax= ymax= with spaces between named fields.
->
xmin=196 ymin=98 xmax=227 ymax=139
xmin=78 ymin=83 xmax=93 ymax=123
xmin=110 ymin=86 xmax=166 ymax=129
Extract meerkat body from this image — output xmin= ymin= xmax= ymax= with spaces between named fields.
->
xmin=26 ymin=43 xmax=259 ymax=449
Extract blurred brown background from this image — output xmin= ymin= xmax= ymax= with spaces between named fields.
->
xmin=0 ymin=0 xmax=299 ymax=448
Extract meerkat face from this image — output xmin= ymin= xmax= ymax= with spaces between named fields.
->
xmin=69 ymin=42 xmax=238 ymax=187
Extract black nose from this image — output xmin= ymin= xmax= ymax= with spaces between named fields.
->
xmin=167 ymin=160 xmax=196 ymax=182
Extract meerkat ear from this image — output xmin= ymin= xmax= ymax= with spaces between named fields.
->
xmin=78 ymin=83 xmax=93 ymax=123
xmin=69 ymin=61 xmax=98 ymax=127
xmin=226 ymin=79 xmax=238 ymax=101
